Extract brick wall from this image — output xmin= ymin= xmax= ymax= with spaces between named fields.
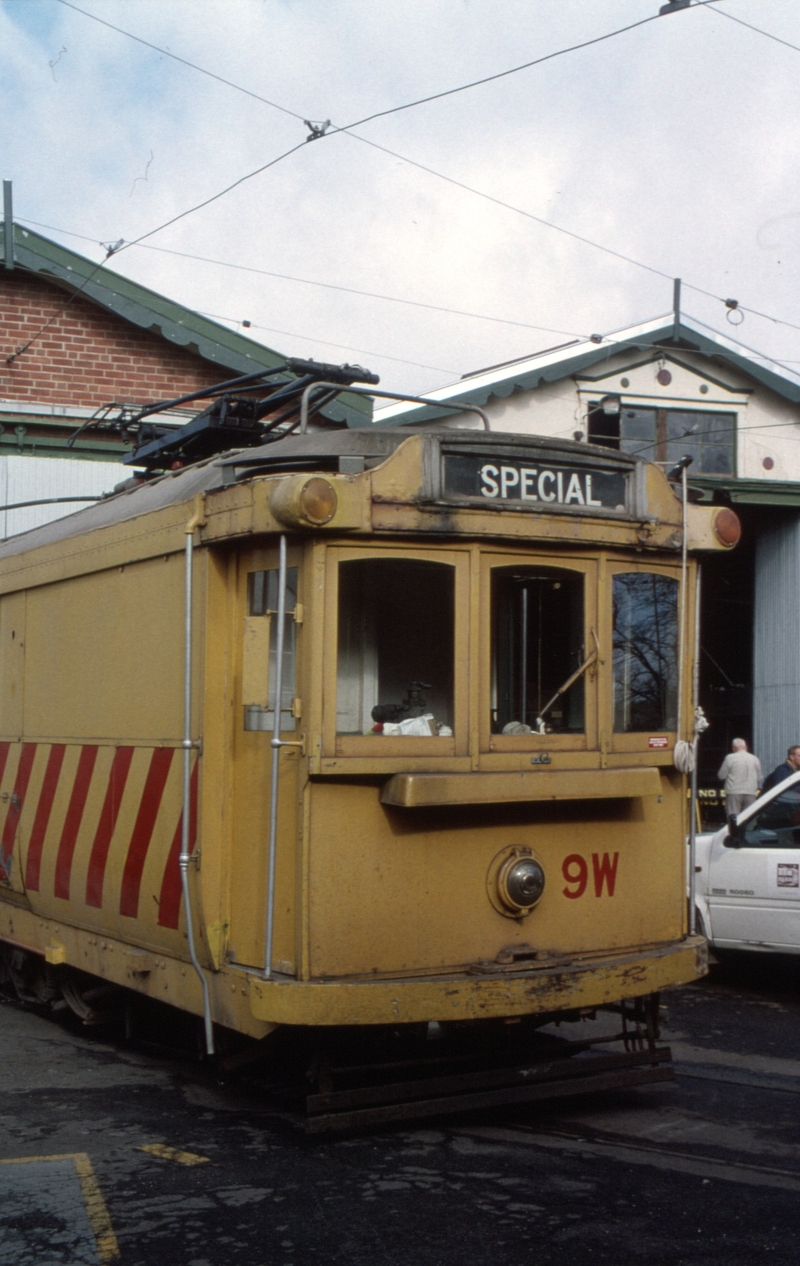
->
xmin=0 ymin=269 xmax=233 ymax=408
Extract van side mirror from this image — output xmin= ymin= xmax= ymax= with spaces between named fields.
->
xmin=724 ymin=815 xmax=745 ymax=848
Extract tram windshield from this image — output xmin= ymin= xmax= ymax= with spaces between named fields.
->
xmin=612 ymin=572 xmax=678 ymax=732
xmin=336 ymin=558 xmax=455 ymax=736
xmin=491 ymin=567 xmax=585 ymax=735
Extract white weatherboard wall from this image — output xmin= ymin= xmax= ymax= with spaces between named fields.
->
xmin=0 ymin=456 xmax=124 ymax=540
xmin=753 ymin=513 xmax=800 ymax=776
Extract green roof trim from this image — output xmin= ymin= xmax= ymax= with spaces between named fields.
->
xmin=375 ymin=320 xmax=800 ymax=427
xmin=689 ymin=475 xmax=800 ymax=508
xmin=3 ymin=222 xmax=372 ymax=427
xmin=575 ymin=352 xmax=753 ymax=396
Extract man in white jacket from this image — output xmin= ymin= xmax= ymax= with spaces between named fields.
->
xmin=718 ymin=738 xmax=762 ymax=821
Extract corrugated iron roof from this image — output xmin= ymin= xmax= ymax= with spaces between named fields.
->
xmin=372 ymin=314 xmax=800 ymax=426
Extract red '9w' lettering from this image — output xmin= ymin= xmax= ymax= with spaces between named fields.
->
xmin=562 ymin=851 xmax=620 ymax=898
xmin=562 ymin=853 xmax=588 ymax=899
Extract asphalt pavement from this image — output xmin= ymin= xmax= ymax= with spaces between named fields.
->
xmin=1 ymin=953 xmax=799 ymax=1266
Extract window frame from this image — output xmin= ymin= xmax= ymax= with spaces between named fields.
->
xmin=739 ymin=786 xmax=800 ymax=851
xmin=588 ymin=403 xmax=737 ymax=477
xmin=323 ymin=544 xmax=470 ymax=759
xmin=478 ymin=552 xmax=598 ymax=755
xmin=238 ymin=544 xmax=304 ymax=737
xmin=605 ymin=560 xmax=686 ymax=753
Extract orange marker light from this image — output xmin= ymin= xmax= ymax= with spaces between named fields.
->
xmin=712 ymin=507 xmax=741 ymax=548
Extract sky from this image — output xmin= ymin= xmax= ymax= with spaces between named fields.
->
xmin=2 ymin=0 xmax=800 ymax=398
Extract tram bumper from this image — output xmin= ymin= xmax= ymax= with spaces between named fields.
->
xmin=249 ymin=935 xmax=707 ymax=1027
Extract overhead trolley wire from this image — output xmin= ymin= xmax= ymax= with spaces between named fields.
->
xmin=194 ymin=310 xmax=460 ymax=375
xmin=53 ymin=0 xmax=306 ymax=122
xmin=4 ymin=248 xmax=117 ymax=365
xmin=18 ymin=216 xmax=590 ymax=341
xmin=704 ymin=3 xmax=800 ymax=57
xmin=23 ymin=216 xmax=800 ymax=374
xmin=46 ymin=0 xmax=685 ymax=276
xmin=20 ymin=0 xmax=800 ymax=357
xmin=45 ymin=1 xmax=777 ymax=315
xmin=54 ymin=0 xmax=676 ymax=135
xmin=119 ymin=141 xmax=309 ymax=251
xmin=326 ymin=10 xmax=671 ymax=134
xmin=4 ymin=138 xmax=310 ymax=362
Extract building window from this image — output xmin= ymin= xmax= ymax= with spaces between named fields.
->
xmin=666 ymin=411 xmax=734 ymax=475
xmin=588 ymin=405 xmax=735 ymax=476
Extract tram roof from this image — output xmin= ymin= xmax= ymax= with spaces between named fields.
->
xmin=0 ymin=428 xmax=638 ymax=561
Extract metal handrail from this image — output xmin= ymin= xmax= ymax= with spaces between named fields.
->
xmin=263 ymin=534 xmax=288 ymax=981
xmin=182 ymin=497 xmax=214 ymax=1054
xmin=298 ymin=383 xmax=491 ymax=434
xmin=689 ymin=567 xmax=701 ymax=934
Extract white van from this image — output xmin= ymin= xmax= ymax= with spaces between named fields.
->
xmin=693 ymin=771 xmax=800 ymax=954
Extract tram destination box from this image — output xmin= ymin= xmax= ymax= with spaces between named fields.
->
xmin=434 ymin=438 xmax=635 ymax=515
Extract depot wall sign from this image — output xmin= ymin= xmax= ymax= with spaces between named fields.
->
xmin=442 ymin=451 xmax=629 ymax=512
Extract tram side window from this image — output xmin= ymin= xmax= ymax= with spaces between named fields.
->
xmin=491 ymin=568 xmax=585 ymax=735
xmin=336 ymin=559 xmax=454 ymax=735
xmin=243 ymin=567 xmax=297 ymax=732
xmin=613 ymin=573 xmax=678 ymax=732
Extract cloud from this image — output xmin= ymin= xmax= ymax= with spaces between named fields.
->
xmin=3 ymin=0 xmax=800 ymax=393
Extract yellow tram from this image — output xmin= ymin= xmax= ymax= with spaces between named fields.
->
xmin=0 ymin=401 xmax=740 ymax=1126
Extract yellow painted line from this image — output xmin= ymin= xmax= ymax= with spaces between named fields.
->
xmin=0 ymin=1152 xmax=120 ymax=1263
xmin=137 ymin=1142 xmax=211 ymax=1166
xmin=72 ymin=1153 xmax=121 ymax=1264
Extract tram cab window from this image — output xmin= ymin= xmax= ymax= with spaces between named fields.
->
xmin=243 ymin=567 xmax=297 ymax=732
xmin=491 ymin=567 xmax=585 ymax=735
xmin=336 ymin=558 xmax=454 ymax=735
xmin=612 ymin=572 xmax=678 ymax=732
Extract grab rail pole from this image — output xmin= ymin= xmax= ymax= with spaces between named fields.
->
xmin=182 ymin=497 xmax=214 ymax=1055
xmin=264 ymin=533 xmax=288 ymax=980
xmin=689 ymin=566 xmax=702 ymax=936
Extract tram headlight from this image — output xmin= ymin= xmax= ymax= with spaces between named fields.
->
xmin=504 ymin=858 xmax=546 ymax=908
xmin=270 ymin=475 xmax=338 ymax=527
xmin=488 ymin=847 xmax=546 ymax=917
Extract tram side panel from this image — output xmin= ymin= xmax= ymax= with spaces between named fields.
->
xmin=0 ymin=556 xmax=211 ymax=965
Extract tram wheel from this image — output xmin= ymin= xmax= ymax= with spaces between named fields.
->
xmin=0 ymin=943 xmax=60 ymax=1007
xmin=59 ymin=971 xmax=122 ymax=1025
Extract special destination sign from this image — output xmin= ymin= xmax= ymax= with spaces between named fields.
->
xmin=441 ymin=451 xmax=628 ymax=512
